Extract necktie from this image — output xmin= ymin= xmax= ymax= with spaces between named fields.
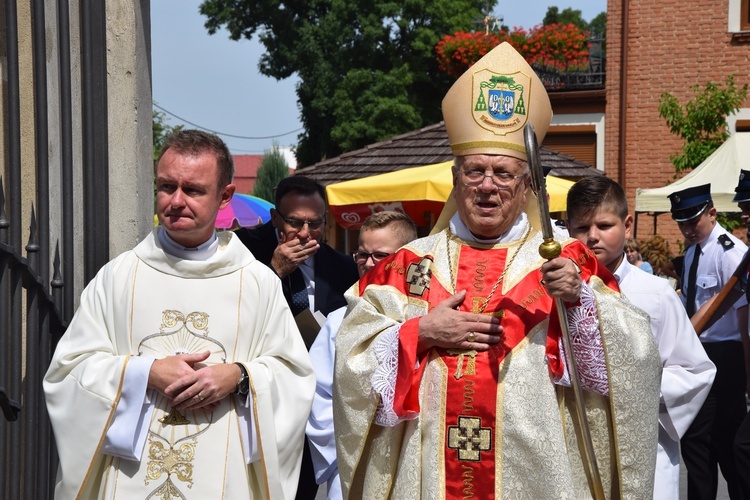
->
xmin=686 ymin=246 xmax=701 ymax=317
xmin=289 ymin=270 xmax=309 ymax=316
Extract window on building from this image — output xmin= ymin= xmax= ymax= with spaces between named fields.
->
xmin=543 ymin=125 xmax=597 ymax=168
xmin=729 ymin=0 xmax=750 ymax=33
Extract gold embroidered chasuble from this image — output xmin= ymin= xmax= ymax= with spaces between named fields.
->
xmin=333 ymin=227 xmax=661 ymax=499
xmin=44 ymin=230 xmax=314 ymax=499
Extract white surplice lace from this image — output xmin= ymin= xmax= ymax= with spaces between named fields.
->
xmin=552 ymin=282 xmax=609 ymax=396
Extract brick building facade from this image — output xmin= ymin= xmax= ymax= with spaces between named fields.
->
xmin=602 ymin=0 xmax=750 ymax=244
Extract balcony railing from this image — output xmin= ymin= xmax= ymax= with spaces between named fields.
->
xmin=532 ymin=37 xmax=606 ymax=91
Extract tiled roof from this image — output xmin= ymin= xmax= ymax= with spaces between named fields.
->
xmin=296 ymin=122 xmax=602 ymax=185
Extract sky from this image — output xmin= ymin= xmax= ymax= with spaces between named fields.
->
xmin=150 ymin=0 xmax=606 ymax=155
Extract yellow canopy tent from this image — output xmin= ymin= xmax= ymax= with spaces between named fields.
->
xmin=326 ymin=161 xmax=574 ymax=229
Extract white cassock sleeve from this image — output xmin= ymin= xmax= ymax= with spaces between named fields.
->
xmin=306 ymin=306 xmax=345 ymax=496
xmin=101 ymin=356 xmax=154 ymax=460
xmin=651 ymin=289 xmax=716 ymax=441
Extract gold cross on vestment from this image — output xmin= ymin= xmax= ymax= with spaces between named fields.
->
xmin=159 ymin=407 xmax=189 ymax=425
xmin=406 ymin=257 xmax=433 ymax=296
xmin=447 ymin=416 xmax=492 ymax=461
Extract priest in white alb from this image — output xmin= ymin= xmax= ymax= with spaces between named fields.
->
xmin=44 ymin=130 xmax=315 ymax=499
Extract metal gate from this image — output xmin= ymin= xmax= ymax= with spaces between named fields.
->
xmin=2 ymin=0 xmax=111 ymax=498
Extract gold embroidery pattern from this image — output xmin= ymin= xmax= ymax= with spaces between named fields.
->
xmin=158 ymin=310 xmax=208 ymax=332
xmin=473 ymin=259 xmax=488 ymax=292
xmin=446 ymin=225 xmax=532 ymax=312
xmin=462 ymin=464 xmax=475 ymax=498
xmin=138 ymin=310 xmax=227 ymax=363
xmin=447 ymin=349 xmax=477 ymax=379
xmin=158 ymin=407 xmax=189 ymax=426
xmin=448 ymin=416 xmax=492 ymax=461
xmin=136 ymin=310 xmax=225 ymax=498
xmin=145 ymin=439 xmax=195 ymax=499
xmin=462 ymin=379 xmax=476 ymax=414
xmin=147 ymin=479 xmax=185 ymax=500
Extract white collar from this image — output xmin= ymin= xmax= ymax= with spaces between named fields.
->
xmin=449 ymin=212 xmax=529 ymax=244
xmin=612 ymin=253 xmax=632 ymax=284
xmin=157 ymin=228 xmax=219 ymax=261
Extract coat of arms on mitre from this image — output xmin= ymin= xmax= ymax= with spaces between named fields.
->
xmin=472 ymin=70 xmax=532 ymax=135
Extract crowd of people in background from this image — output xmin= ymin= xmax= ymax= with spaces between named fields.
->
xmin=42 ymin=41 xmax=750 ymax=500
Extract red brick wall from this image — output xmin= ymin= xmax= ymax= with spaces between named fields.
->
xmin=606 ymin=0 xmax=750 ymax=247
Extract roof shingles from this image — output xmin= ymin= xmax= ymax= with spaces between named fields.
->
xmin=296 ymin=122 xmax=601 ymax=185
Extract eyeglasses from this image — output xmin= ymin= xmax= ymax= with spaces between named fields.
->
xmin=352 ymin=251 xmax=391 ymax=264
xmin=278 ymin=213 xmax=325 ymax=231
xmin=459 ymin=167 xmax=527 ymax=188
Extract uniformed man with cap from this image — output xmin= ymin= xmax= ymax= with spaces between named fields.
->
xmin=669 ymin=183 xmax=748 ymax=500
xmin=333 ymin=42 xmax=661 ymax=499
xmin=732 ymin=170 xmax=750 ymax=500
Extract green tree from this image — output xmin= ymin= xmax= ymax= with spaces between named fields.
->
xmin=199 ymin=0 xmax=491 ymax=167
xmin=152 ymin=106 xmax=182 ymax=161
xmin=253 ymin=143 xmax=290 ymax=203
xmin=658 ymin=74 xmax=748 ymax=173
xmin=331 ymin=65 xmax=422 ymax=151
xmin=542 ymin=6 xmax=588 ymax=30
xmin=659 ymin=74 xmax=748 ymax=232
xmin=152 ymin=107 xmax=184 ymax=213
xmin=588 ymin=12 xmax=607 ymax=59
xmin=589 ymin=12 xmax=607 ymax=39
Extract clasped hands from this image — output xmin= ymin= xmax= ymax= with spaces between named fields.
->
xmin=417 ymin=257 xmax=581 ymax=353
xmin=148 ymin=350 xmax=242 ymax=411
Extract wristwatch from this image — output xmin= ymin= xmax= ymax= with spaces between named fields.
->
xmin=234 ymin=362 xmax=249 ymax=395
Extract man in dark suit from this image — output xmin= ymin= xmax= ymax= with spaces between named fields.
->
xmin=235 ymin=175 xmax=358 ymax=335
xmin=235 ymin=175 xmax=358 ymax=500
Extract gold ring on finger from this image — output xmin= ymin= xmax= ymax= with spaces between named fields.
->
xmin=467 ymin=332 xmax=477 ymax=343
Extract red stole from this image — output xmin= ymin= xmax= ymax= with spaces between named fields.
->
xmin=441 ymin=244 xmax=553 ymax=498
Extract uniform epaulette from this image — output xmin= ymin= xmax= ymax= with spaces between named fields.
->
xmin=718 ymin=234 xmax=735 ymax=250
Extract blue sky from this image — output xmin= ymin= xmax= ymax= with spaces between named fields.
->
xmin=151 ymin=0 xmax=606 ymax=155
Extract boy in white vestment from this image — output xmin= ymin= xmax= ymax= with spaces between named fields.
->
xmin=306 ymin=211 xmax=417 ymax=499
xmin=44 ymin=130 xmax=315 ymax=499
xmin=566 ymin=175 xmax=716 ymax=499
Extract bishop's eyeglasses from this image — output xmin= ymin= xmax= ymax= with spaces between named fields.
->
xmin=458 ymin=167 xmax=527 ymax=188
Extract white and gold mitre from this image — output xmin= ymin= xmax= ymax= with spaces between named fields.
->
xmin=442 ymin=41 xmax=552 ymax=161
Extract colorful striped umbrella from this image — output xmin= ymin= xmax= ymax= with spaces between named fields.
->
xmin=215 ymin=193 xmax=274 ymax=229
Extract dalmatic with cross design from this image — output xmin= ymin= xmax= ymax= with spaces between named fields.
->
xmin=334 ymin=226 xmax=662 ymax=499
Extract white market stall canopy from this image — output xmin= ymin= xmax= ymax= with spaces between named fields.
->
xmin=634 ymin=132 xmax=750 ymax=213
